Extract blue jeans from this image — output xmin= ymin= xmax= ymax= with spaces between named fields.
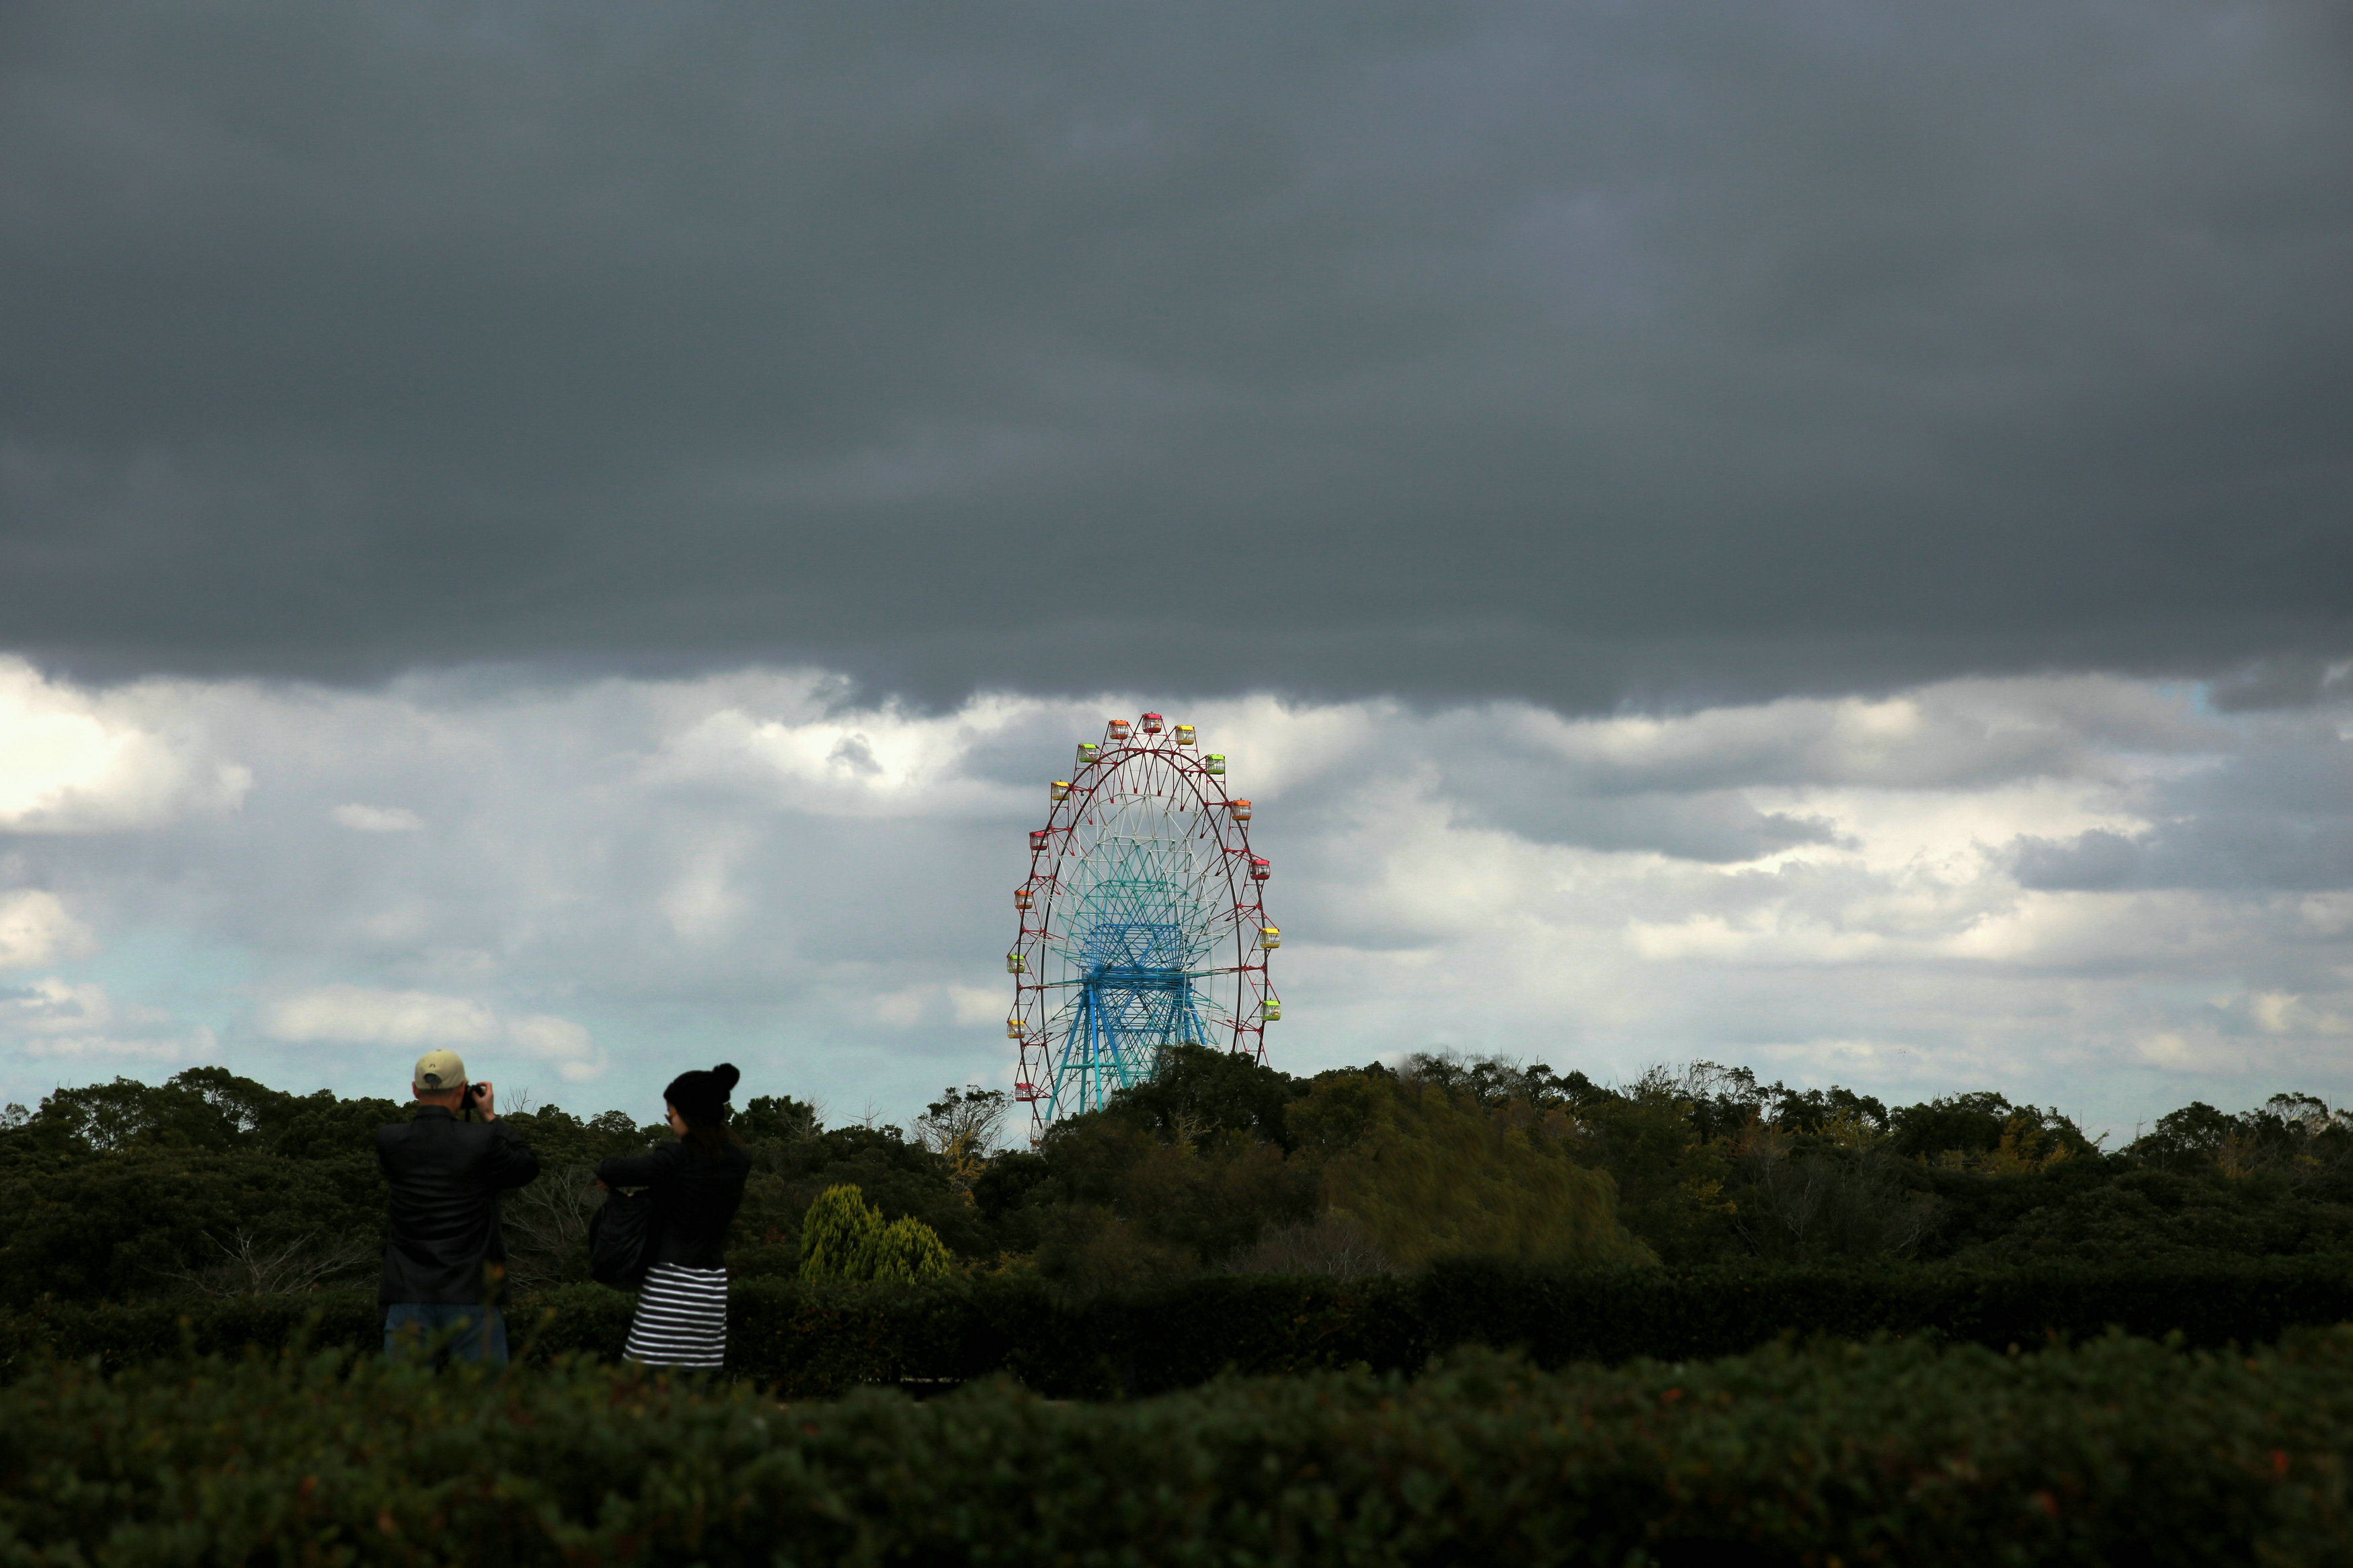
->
xmin=384 ymin=1303 xmax=508 ymax=1366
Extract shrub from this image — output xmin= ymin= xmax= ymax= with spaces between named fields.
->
xmin=796 ymin=1183 xmax=952 ymax=1285
xmin=7 ymin=1255 xmax=2353 ymax=1398
xmin=2 ymin=1333 xmax=2352 ymax=1563
xmin=871 ymin=1212 xmax=953 ymax=1283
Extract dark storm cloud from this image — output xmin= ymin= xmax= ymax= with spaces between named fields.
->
xmin=3 ymin=1 xmax=2348 ymax=705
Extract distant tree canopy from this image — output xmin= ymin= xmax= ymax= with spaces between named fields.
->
xmin=1 ymin=1052 xmax=2348 ymax=1307
xmin=1296 ymin=1069 xmax=1654 ymax=1270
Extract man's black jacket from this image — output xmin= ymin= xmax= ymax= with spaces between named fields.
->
xmin=376 ymin=1108 xmax=540 ymax=1307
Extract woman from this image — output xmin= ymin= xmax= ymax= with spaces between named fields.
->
xmin=596 ymin=1063 xmax=752 ymax=1370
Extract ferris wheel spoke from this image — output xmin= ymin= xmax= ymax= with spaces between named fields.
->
xmin=1013 ymin=719 xmax=1279 ymax=1126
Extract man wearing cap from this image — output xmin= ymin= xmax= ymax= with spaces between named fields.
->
xmin=376 ymin=1048 xmax=541 ymax=1364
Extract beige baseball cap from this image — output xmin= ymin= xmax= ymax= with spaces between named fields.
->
xmin=413 ymin=1048 xmax=468 ymax=1091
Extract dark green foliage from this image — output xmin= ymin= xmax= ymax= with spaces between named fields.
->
xmin=756 ymin=1255 xmax=2353 ymax=1396
xmin=13 ymin=1256 xmax=2353 ymax=1399
xmin=998 ymin=1109 xmax=1320 ymax=1289
xmin=508 ymin=1281 xmax=637 ymax=1361
xmin=1950 ymin=1166 xmax=2353 ymax=1264
xmin=970 ymin=1148 xmax=1050 ymax=1226
xmin=0 ymin=1291 xmax=380 ymax=1377
xmin=1876 ymin=1089 xmax=2096 ymax=1165
xmin=1298 ymin=1070 xmax=1652 ymax=1269
xmin=1106 ymin=1040 xmax=1306 ymax=1147
xmin=495 ymin=1105 xmax=655 ymax=1167
xmin=0 ymin=1145 xmax=391 ymax=1306
xmin=0 ymin=1067 xmax=984 ymax=1308
xmin=3 ymin=1331 xmax=2352 ymax=1563
xmin=968 ymin=1044 xmax=1321 ymax=1288
xmin=15 ymin=1058 xmax=2353 ymax=1329
xmin=7 ymin=1067 xmax=409 ymax=1161
xmin=733 ymin=1124 xmax=986 ymax=1260
xmin=732 ymin=1092 xmax=818 ymax=1143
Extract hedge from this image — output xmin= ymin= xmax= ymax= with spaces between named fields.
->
xmin=7 ymin=1255 xmax=2353 ymax=1395
xmin=2 ymin=1331 xmax=2350 ymax=1564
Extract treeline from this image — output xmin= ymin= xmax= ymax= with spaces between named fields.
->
xmin=1 ymin=1050 xmax=2349 ymax=1307
xmin=975 ymin=1050 xmax=2353 ymax=1288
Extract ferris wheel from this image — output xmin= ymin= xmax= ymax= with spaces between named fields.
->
xmin=1006 ymin=712 xmax=1279 ymax=1132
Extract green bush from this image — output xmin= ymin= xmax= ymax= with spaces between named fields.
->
xmin=3 ymin=1332 xmax=2351 ymax=1563
xmin=795 ymin=1182 xmax=954 ymax=1284
xmin=0 ymin=1290 xmax=380 ymax=1378
xmin=7 ymin=1254 xmax=2352 ymax=1396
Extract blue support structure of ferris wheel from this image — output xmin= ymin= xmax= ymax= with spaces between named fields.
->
xmin=1050 ymin=895 xmax=1214 ymax=1116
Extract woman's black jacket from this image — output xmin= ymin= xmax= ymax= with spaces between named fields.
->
xmin=596 ymin=1137 xmax=752 ymax=1270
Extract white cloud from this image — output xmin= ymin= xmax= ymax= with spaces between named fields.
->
xmin=948 ymin=985 xmax=1005 ymax=1028
xmin=0 ymin=890 xmax=95 ymax=971
xmin=506 ymin=1014 xmax=606 ymax=1084
xmin=3 ymin=975 xmax=114 ymax=1034
xmin=3 ymin=979 xmax=210 ymax=1065
xmin=871 ymin=987 xmax=930 ymax=1028
xmin=22 ymin=1024 xmax=216 ymax=1064
xmin=262 ymin=985 xmax=501 ymax=1046
xmin=259 ymin=985 xmax=606 ymax=1083
xmin=661 ymin=844 xmax=746 ymax=942
xmin=0 ymin=661 xmax=2343 ymax=1137
xmin=0 ymin=657 xmax=251 ymax=831
xmin=331 ymin=803 xmax=424 ymax=833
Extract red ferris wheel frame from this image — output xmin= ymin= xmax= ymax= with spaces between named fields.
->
xmin=1005 ymin=712 xmax=1277 ymax=1134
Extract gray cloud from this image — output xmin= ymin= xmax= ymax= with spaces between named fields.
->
xmin=3 ymin=665 xmax=2352 ymax=1135
xmin=2011 ymin=708 xmax=2353 ymax=891
xmin=2011 ymin=829 xmax=2147 ymax=893
xmin=2210 ymin=657 xmax=2353 ymax=713
xmin=1454 ymin=787 xmax=1844 ymax=864
xmin=2 ymin=1 xmax=2348 ymax=706
xmin=2014 ymin=816 xmax=2353 ymax=894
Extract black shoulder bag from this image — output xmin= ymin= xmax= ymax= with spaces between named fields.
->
xmin=588 ymin=1187 xmax=659 ymax=1287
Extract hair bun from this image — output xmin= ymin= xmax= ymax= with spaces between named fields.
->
xmin=713 ymin=1063 xmax=741 ymax=1093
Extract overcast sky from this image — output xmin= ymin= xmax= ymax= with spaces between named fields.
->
xmin=2 ymin=1 xmax=2348 ymax=1136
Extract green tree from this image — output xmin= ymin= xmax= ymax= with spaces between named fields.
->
xmin=1104 ymin=1043 xmax=1304 ymax=1147
xmin=735 ymin=1094 xmax=819 ymax=1144
xmin=913 ymin=1085 xmax=1010 ymax=1195
xmin=869 ymin=1213 xmax=955 ymax=1284
xmin=796 ymin=1184 xmax=951 ymax=1284
xmin=1293 ymin=1070 xmax=1654 ymax=1270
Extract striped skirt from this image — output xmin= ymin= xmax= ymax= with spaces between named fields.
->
xmin=623 ymin=1263 xmax=729 ymax=1370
